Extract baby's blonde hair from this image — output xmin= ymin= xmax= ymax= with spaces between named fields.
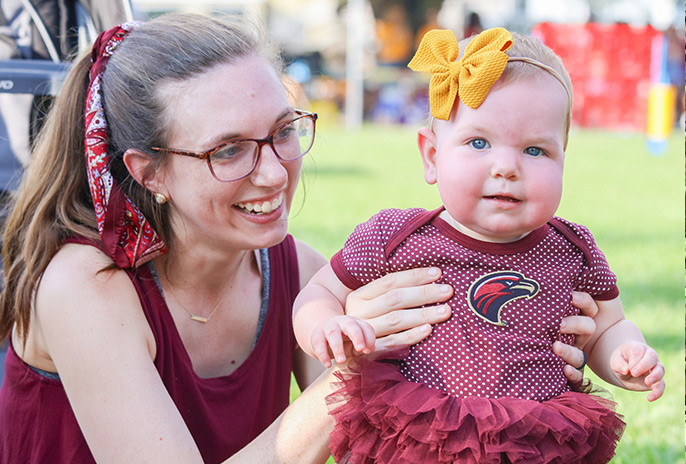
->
xmin=431 ymin=31 xmax=573 ymax=146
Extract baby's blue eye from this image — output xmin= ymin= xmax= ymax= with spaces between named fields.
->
xmin=469 ymin=139 xmax=489 ymax=150
xmin=524 ymin=147 xmax=543 ymax=157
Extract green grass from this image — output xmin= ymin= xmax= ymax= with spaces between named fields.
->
xmin=288 ymin=124 xmax=685 ymax=463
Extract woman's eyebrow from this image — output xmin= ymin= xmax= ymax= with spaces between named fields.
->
xmin=206 ymin=108 xmax=295 ymax=146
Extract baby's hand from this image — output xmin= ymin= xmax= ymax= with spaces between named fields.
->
xmin=610 ymin=341 xmax=665 ymax=401
xmin=310 ymin=315 xmax=376 ymax=368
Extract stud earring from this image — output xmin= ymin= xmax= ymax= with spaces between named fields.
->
xmin=154 ymin=193 xmax=168 ymax=204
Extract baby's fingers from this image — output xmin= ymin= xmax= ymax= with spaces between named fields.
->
xmin=311 ymin=331 xmax=334 ymax=368
xmin=646 ymin=376 xmax=665 ymax=402
xmin=644 ymin=363 xmax=666 ymax=402
xmin=359 ymin=322 xmax=377 ymax=354
xmin=644 ymin=361 xmax=665 ymax=385
xmin=610 ymin=342 xmax=647 ymax=377
xmin=340 ymin=320 xmax=375 ymax=355
xmin=628 ymin=347 xmax=660 ymax=378
xmin=324 ymin=326 xmax=348 ymax=365
xmin=610 ymin=351 xmax=630 ymax=377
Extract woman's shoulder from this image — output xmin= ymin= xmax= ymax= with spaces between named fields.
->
xmin=42 ymin=241 xmax=123 ymax=289
xmin=39 ymin=241 xmax=156 ymax=315
xmin=37 ymin=243 xmax=152 ymax=338
xmin=38 ymin=241 xmax=148 ymax=318
xmin=25 ymin=242 xmax=155 ymax=371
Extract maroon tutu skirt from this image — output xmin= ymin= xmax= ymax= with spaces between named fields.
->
xmin=327 ymin=357 xmax=625 ymax=464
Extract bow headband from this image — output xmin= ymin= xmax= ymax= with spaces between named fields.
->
xmin=408 ymin=28 xmax=571 ymax=121
xmin=85 ymin=21 xmax=167 ymax=268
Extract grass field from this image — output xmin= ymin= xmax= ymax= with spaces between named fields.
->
xmin=288 ymin=123 xmax=685 ymax=463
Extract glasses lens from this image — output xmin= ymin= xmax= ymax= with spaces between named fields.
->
xmin=209 ymin=141 xmax=258 ymax=182
xmin=273 ymin=116 xmax=315 ymax=160
xmin=206 ymin=115 xmax=315 ymax=182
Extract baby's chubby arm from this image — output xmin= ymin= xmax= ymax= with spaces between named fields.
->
xmin=585 ymin=297 xmax=665 ymax=402
xmin=293 ymin=263 xmax=375 ymax=368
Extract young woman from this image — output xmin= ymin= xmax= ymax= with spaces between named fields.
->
xmin=0 ymin=15 xmax=597 ymax=464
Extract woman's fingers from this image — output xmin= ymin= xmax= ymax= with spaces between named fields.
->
xmin=374 ymin=324 xmax=433 ymax=352
xmin=552 ymin=341 xmax=586 ymax=370
xmin=571 ymin=291 xmax=599 ymax=318
xmin=565 ymin=291 xmax=599 ymax=349
xmin=345 ymin=268 xmax=452 ymax=319
xmin=347 ymin=283 xmax=453 ymax=319
xmin=561 ymin=364 xmax=584 ymax=383
xmin=349 ymin=267 xmax=442 ymax=300
xmin=366 ymin=304 xmax=452 ymax=337
xmin=560 ymin=314 xmax=596 ymax=349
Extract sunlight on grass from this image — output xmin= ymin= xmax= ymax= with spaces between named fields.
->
xmin=289 ymin=124 xmax=685 ymax=463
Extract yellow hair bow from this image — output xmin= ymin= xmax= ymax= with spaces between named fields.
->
xmin=408 ymin=28 xmax=513 ymax=120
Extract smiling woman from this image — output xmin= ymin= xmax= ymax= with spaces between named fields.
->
xmin=0 ymin=12 xmax=462 ymax=464
xmin=123 ymin=54 xmax=306 ymax=253
xmin=0 ymin=13 xmax=604 ymax=464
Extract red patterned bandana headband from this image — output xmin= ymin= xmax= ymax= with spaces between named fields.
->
xmin=85 ymin=21 xmax=166 ymax=268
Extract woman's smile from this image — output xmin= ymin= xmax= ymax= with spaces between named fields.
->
xmin=235 ymin=193 xmax=284 ymax=215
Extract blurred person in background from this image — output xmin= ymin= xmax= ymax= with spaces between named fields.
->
xmin=375 ymin=3 xmax=413 ymax=66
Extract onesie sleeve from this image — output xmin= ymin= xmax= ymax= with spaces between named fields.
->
xmin=554 ymin=218 xmax=619 ymax=301
xmin=331 ymin=208 xmax=425 ymax=290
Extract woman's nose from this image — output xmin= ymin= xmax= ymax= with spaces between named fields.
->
xmin=250 ymin=143 xmax=289 ymax=187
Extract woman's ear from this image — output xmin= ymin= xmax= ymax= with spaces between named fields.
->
xmin=123 ymin=149 xmax=164 ymax=194
xmin=417 ymin=126 xmax=438 ymax=185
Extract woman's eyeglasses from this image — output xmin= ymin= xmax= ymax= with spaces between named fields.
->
xmin=151 ymin=110 xmax=317 ymax=182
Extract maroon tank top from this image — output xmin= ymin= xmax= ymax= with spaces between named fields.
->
xmin=0 ymin=235 xmax=300 ymax=464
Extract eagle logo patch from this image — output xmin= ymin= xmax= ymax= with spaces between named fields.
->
xmin=467 ymin=271 xmax=539 ymax=326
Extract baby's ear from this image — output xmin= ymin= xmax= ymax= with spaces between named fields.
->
xmin=417 ymin=127 xmax=438 ymax=185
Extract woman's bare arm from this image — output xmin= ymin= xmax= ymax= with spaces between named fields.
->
xmin=227 ymin=367 xmax=338 ymax=463
xmin=33 ymin=245 xmax=204 ymax=463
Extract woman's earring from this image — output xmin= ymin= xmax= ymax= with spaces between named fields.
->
xmin=154 ymin=193 xmax=168 ymax=204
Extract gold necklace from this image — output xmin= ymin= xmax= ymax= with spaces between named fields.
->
xmin=166 ymin=253 xmax=251 ymax=323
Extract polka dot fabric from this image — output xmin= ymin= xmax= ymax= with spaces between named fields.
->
xmin=332 ymin=207 xmax=617 ymax=401
xmin=328 ymin=207 xmax=625 ymax=463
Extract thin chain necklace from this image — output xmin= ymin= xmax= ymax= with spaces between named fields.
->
xmin=166 ymin=253 xmax=251 ymax=323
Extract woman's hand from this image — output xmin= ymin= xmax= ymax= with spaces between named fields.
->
xmin=345 ymin=272 xmax=599 ymax=385
xmin=553 ymin=291 xmax=598 ymax=383
xmin=344 ymin=267 xmax=453 ymax=352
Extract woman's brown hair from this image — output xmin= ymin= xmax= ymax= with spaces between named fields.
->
xmin=0 ymin=12 xmax=282 ymax=343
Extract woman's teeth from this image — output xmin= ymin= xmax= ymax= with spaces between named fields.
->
xmin=236 ymin=196 xmax=283 ymax=214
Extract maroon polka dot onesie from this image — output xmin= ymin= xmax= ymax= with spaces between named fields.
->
xmin=327 ymin=207 xmax=625 ymax=464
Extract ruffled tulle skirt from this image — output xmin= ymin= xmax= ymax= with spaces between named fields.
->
xmin=327 ymin=357 xmax=625 ymax=464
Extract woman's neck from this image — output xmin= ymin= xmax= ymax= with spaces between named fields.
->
xmin=155 ymin=246 xmax=255 ymax=293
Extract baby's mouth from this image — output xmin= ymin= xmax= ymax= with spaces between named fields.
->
xmin=235 ymin=195 xmax=283 ymax=215
xmin=485 ymin=195 xmax=520 ymax=203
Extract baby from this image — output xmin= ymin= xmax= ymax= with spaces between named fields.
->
xmin=294 ymin=28 xmax=664 ymax=463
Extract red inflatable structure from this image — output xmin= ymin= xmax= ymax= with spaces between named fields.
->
xmin=532 ymin=22 xmax=661 ymax=131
